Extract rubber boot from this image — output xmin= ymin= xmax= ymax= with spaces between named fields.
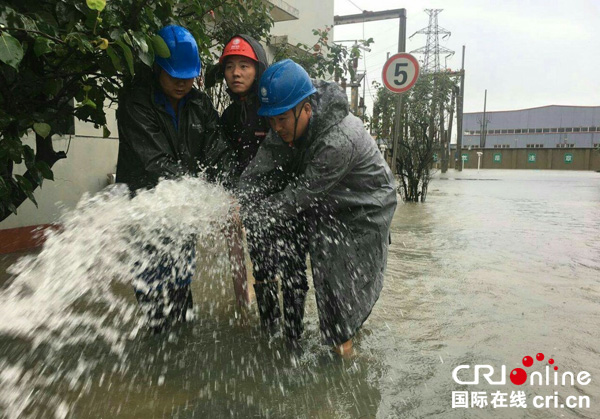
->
xmin=136 ymin=285 xmax=193 ymax=334
xmin=253 ymin=281 xmax=281 ymax=334
xmin=135 ymin=289 xmax=168 ymax=334
xmin=167 ymin=284 xmax=193 ymax=323
xmin=283 ymin=288 xmax=307 ymax=341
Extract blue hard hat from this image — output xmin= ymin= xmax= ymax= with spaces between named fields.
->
xmin=155 ymin=25 xmax=201 ymax=79
xmin=257 ymin=59 xmax=317 ymax=117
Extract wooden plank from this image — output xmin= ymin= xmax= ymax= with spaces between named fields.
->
xmin=225 ymin=216 xmax=250 ymax=307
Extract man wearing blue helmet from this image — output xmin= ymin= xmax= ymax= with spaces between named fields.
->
xmin=116 ymin=25 xmax=233 ymax=333
xmin=239 ymin=59 xmax=397 ymax=356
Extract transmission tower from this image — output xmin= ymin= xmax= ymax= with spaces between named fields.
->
xmin=409 ymin=9 xmax=454 ymax=73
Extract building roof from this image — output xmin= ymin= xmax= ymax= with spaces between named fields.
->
xmin=464 ymin=105 xmax=600 ymax=130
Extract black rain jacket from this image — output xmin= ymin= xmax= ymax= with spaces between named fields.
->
xmin=116 ymin=81 xmax=232 ymax=192
xmin=220 ymin=34 xmax=270 ymax=179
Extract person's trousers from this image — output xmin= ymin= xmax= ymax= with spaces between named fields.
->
xmin=133 ymin=238 xmax=196 ymax=331
xmin=246 ymin=214 xmax=310 ymax=338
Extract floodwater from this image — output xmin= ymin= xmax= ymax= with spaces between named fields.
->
xmin=0 ymin=170 xmax=599 ymax=418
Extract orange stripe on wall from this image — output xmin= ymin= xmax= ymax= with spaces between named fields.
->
xmin=0 ymin=225 xmax=57 ymax=254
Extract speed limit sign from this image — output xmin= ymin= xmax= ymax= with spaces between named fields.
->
xmin=382 ymin=53 xmax=420 ymax=94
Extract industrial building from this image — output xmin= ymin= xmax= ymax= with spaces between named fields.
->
xmin=459 ymin=105 xmax=600 ymax=170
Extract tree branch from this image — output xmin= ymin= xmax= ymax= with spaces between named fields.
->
xmin=0 ymin=133 xmax=66 ymax=222
xmin=2 ymin=27 xmax=65 ymax=44
xmin=127 ymin=0 xmax=152 ymax=30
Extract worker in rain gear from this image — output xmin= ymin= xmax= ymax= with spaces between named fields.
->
xmin=219 ymin=34 xmax=270 ymax=178
xmin=219 ymin=35 xmax=307 ymax=339
xmin=239 ymin=59 xmax=397 ymax=355
xmin=116 ymin=25 xmax=232 ymax=332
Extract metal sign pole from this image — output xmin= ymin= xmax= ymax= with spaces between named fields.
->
xmin=391 ymin=10 xmax=407 ymax=176
xmin=392 ymin=96 xmax=402 ymax=175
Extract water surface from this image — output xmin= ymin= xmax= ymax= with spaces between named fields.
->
xmin=0 ymin=170 xmax=598 ymax=418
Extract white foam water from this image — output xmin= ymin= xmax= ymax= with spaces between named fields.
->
xmin=0 ymin=176 xmax=233 ymax=418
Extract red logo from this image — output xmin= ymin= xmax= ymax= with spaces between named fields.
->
xmin=510 ymin=352 xmax=557 ymax=385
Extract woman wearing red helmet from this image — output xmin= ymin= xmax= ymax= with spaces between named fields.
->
xmin=220 ymin=35 xmax=270 ymax=177
xmin=220 ymin=36 xmax=308 ymax=342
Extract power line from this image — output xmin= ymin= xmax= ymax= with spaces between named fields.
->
xmin=365 ymin=73 xmax=376 ymax=103
xmin=345 ymin=0 xmax=364 ymax=12
xmin=364 ymin=62 xmax=386 ymax=72
xmin=368 ymin=41 xmax=403 ymax=56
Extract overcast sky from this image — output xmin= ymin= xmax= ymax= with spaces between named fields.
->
xmin=333 ymin=0 xmax=600 ymax=115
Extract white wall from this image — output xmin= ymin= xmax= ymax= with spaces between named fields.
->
xmin=265 ymin=0 xmax=335 ymax=81
xmin=270 ymin=0 xmax=334 ymax=48
xmin=0 ymin=109 xmax=119 ymax=229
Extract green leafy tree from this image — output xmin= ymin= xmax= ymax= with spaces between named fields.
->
xmin=372 ymin=71 xmax=457 ymax=202
xmin=0 ymin=0 xmax=273 ymax=221
xmin=370 ymin=80 xmax=395 ymax=140
xmin=272 ymin=26 xmax=372 ymax=84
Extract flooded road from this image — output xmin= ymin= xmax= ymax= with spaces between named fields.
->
xmin=374 ymin=169 xmax=600 ymax=418
xmin=1 ymin=170 xmax=599 ymax=418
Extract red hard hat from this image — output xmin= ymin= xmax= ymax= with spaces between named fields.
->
xmin=220 ymin=36 xmax=258 ymax=64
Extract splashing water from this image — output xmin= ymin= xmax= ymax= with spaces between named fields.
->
xmin=0 ymin=177 xmax=233 ymax=418
xmin=7 ymin=171 xmax=593 ymax=418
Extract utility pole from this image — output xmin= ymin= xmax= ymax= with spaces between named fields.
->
xmin=391 ymin=10 xmax=407 ymax=177
xmin=350 ymin=41 xmax=362 ymax=116
xmin=455 ymin=45 xmax=465 ymax=171
xmin=442 ymin=86 xmax=456 ymax=173
xmin=436 ymin=69 xmax=463 ymax=172
xmin=479 ymin=89 xmax=489 ymax=148
xmin=334 ymin=39 xmax=370 ymax=119
xmin=334 ymin=9 xmax=407 ymax=175
xmin=360 ymin=65 xmax=367 ymax=119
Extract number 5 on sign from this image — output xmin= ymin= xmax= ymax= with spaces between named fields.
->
xmin=382 ymin=53 xmax=420 ymax=94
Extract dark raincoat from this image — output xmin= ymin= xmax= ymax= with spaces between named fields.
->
xmin=219 ymin=35 xmax=293 ymax=287
xmin=115 ymin=79 xmax=233 ymax=299
xmin=240 ymin=80 xmax=397 ymax=345
xmin=220 ymin=34 xmax=270 ymax=179
xmin=116 ymin=81 xmax=232 ymax=191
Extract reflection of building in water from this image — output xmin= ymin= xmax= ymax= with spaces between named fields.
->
xmin=453 ymin=105 xmax=600 ymax=171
